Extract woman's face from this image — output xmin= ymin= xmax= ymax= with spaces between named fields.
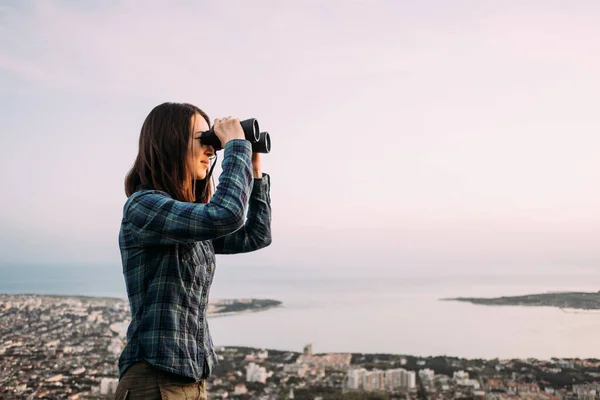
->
xmin=188 ymin=113 xmax=215 ymax=181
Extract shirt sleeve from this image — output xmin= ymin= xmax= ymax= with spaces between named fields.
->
xmin=212 ymin=172 xmax=272 ymax=254
xmin=124 ymin=139 xmax=254 ymax=245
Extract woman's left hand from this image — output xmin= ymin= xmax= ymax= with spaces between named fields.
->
xmin=252 ymin=153 xmax=262 ymax=179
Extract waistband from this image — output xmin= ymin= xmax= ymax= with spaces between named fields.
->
xmin=122 ymin=361 xmax=197 ymax=384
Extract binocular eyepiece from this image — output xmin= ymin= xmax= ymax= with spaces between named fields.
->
xmin=200 ymin=118 xmax=271 ymax=153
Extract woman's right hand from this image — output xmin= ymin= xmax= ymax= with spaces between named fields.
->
xmin=214 ymin=117 xmax=245 ymax=146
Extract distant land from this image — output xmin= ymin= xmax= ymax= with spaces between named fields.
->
xmin=207 ymin=298 xmax=282 ymax=317
xmin=441 ymin=291 xmax=600 ymax=312
xmin=0 ymin=294 xmax=282 ymax=317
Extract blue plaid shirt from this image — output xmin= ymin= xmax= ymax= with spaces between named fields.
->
xmin=117 ymin=139 xmax=272 ymax=381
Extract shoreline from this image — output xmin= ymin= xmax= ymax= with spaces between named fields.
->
xmin=208 ymin=304 xmax=283 ymax=318
xmin=0 ymin=293 xmax=127 ymax=301
xmin=2 ymin=292 xmax=599 ymax=362
xmin=0 ymin=293 xmax=283 ymax=318
xmin=440 ymin=290 xmax=600 ymax=312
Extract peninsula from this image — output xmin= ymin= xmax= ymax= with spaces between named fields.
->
xmin=207 ymin=298 xmax=282 ymax=317
xmin=441 ymin=291 xmax=600 ymax=311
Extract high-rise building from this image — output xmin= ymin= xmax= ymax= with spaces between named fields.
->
xmin=348 ymin=368 xmax=416 ymax=392
xmin=363 ymin=370 xmax=386 ymax=392
xmin=384 ymin=368 xmax=416 ymax=390
xmin=303 ymin=344 xmax=312 ymax=356
xmin=347 ymin=368 xmax=367 ymax=390
xmin=400 ymin=370 xmax=416 ymax=389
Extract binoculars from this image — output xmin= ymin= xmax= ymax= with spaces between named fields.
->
xmin=200 ymin=118 xmax=271 ymax=153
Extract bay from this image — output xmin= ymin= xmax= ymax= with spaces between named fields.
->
xmin=1 ymin=263 xmax=599 ymax=360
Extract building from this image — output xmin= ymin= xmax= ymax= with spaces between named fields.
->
xmin=453 ymin=370 xmax=480 ymax=389
xmin=347 ymin=368 xmax=366 ymax=390
xmin=234 ymin=384 xmax=248 ymax=394
xmin=99 ymin=378 xmax=119 ymax=395
xmin=347 ymin=368 xmax=416 ymax=391
xmin=303 ymin=344 xmax=313 ymax=356
xmin=392 ymin=368 xmax=416 ymax=390
xmin=453 ymin=371 xmax=469 ymax=381
xmin=256 ymin=350 xmax=268 ymax=359
xmin=419 ymin=368 xmax=435 ymax=382
xmin=284 ymin=363 xmax=309 ymax=378
xmin=297 ymin=352 xmax=352 ymax=371
xmin=246 ymin=362 xmax=267 ymax=383
xmin=574 ymin=384 xmax=600 ymax=399
xmin=363 ymin=370 xmax=386 ymax=392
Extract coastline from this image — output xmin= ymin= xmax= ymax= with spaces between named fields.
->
xmin=208 ymin=304 xmax=283 ymax=318
xmin=5 ymin=287 xmax=600 ymax=360
xmin=440 ymin=291 xmax=600 ymax=312
xmin=559 ymin=308 xmax=600 ymax=314
xmin=0 ymin=293 xmax=282 ymax=318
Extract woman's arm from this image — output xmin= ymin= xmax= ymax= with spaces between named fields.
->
xmin=124 ymin=139 xmax=253 ymax=245
xmin=212 ymin=172 xmax=272 ymax=254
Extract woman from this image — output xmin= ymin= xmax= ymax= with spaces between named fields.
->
xmin=113 ymin=102 xmax=272 ymax=400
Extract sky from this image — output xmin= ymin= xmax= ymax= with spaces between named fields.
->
xmin=0 ymin=0 xmax=599 ymax=275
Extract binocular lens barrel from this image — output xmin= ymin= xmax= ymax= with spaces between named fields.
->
xmin=252 ymin=132 xmax=271 ymax=154
xmin=240 ymin=119 xmax=260 ymax=143
xmin=200 ymin=118 xmax=270 ymax=153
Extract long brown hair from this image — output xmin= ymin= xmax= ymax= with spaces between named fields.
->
xmin=124 ymin=102 xmax=214 ymax=203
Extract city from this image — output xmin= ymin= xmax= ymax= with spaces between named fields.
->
xmin=2 ymin=294 xmax=600 ymax=399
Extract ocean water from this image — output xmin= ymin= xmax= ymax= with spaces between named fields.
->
xmin=1 ymin=264 xmax=599 ymax=360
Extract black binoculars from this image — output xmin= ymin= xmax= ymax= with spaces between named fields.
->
xmin=200 ymin=118 xmax=271 ymax=153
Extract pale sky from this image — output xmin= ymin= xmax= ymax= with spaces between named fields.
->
xmin=1 ymin=0 xmax=599 ymax=274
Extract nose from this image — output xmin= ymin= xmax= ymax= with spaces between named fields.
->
xmin=204 ymin=145 xmax=215 ymax=158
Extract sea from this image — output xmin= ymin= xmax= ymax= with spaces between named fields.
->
xmin=1 ymin=263 xmax=599 ymax=361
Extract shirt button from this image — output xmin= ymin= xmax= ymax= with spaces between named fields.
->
xmin=207 ymin=265 xmax=212 ymax=273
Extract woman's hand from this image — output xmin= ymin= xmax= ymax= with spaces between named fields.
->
xmin=214 ymin=117 xmax=245 ymax=146
xmin=252 ymin=153 xmax=262 ymax=179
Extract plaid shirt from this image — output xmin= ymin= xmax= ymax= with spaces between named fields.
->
xmin=117 ymin=139 xmax=272 ymax=381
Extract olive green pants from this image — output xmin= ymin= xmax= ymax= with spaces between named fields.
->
xmin=114 ymin=361 xmax=207 ymax=400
